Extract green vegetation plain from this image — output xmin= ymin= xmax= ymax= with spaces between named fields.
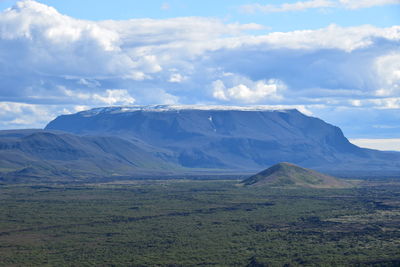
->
xmin=0 ymin=180 xmax=399 ymax=266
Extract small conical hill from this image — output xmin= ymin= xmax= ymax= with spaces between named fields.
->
xmin=242 ymin=162 xmax=352 ymax=188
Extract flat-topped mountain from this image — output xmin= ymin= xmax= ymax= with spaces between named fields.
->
xmin=242 ymin=162 xmax=353 ymax=188
xmin=45 ymin=105 xmax=400 ymax=173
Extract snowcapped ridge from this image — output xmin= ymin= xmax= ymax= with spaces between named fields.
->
xmin=78 ymin=105 xmax=297 ymax=116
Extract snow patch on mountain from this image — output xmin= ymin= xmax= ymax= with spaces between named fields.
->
xmin=78 ymin=105 xmax=300 ymax=117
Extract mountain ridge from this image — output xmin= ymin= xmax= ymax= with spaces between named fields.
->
xmin=0 ymin=129 xmax=179 ymax=182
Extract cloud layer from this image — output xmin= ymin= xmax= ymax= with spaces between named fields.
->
xmin=350 ymin=138 xmax=400 ymax=151
xmin=241 ymin=0 xmax=400 ymax=13
xmin=0 ymin=0 xmax=399 ymax=138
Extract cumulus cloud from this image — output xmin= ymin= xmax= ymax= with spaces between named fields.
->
xmin=374 ymin=52 xmax=400 ymax=96
xmin=212 ymin=77 xmax=286 ymax=103
xmin=241 ymin=0 xmax=400 ymax=13
xmin=0 ymin=102 xmax=86 ymax=129
xmin=61 ymin=87 xmax=136 ymax=105
xmin=0 ymin=0 xmax=266 ymax=106
xmin=168 ymin=73 xmax=186 ymax=83
xmin=243 ymin=24 xmax=400 ymax=52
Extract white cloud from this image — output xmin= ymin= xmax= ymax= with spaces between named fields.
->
xmin=242 ymin=0 xmax=335 ymax=13
xmin=344 ymin=97 xmax=400 ymax=109
xmin=61 ymin=87 xmax=135 ymax=105
xmin=212 ymin=80 xmax=229 ymax=101
xmin=241 ymin=0 xmax=400 ymax=13
xmin=0 ymin=102 xmax=69 ymax=128
xmin=212 ymin=77 xmax=286 ymax=103
xmin=224 ymin=24 xmax=400 ymax=52
xmin=371 ymin=98 xmax=400 ymax=109
xmin=72 ymin=105 xmax=90 ymax=112
xmin=169 ymin=73 xmax=186 ymax=83
xmin=339 ymin=0 xmax=400 ymax=9
xmin=374 ymin=52 xmax=400 ymax=96
xmin=350 ymin=138 xmax=400 ymax=151
xmin=77 ymin=78 xmax=101 ymax=88
xmin=0 ymin=102 xmax=37 ymax=115
xmin=350 ymin=99 xmax=362 ymax=107
xmin=93 ymin=89 xmax=135 ymax=105
xmin=136 ymin=55 xmax=162 ymax=73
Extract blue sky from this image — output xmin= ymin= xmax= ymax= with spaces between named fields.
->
xmin=0 ymin=0 xmax=399 ymax=150
xmin=1 ymin=0 xmax=399 ymax=31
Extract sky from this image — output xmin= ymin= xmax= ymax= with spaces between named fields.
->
xmin=0 ymin=0 xmax=399 ymax=150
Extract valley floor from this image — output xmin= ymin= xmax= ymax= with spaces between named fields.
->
xmin=0 ymin=180 xmax=400 ymax=266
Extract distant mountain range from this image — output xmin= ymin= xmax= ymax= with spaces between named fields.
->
xmin=0 ymin=129 xmax=177 ymax=182
xmin=1 ymin=105 xmax=399 ymax=182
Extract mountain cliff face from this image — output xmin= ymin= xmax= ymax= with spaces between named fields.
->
xmin=44 ymin=105 xmax=400 ymax=173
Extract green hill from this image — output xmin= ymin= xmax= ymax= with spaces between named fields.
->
xmin=242 ymin=162 xmax=352 ymax=188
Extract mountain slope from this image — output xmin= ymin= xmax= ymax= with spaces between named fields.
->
xmin=45 ymin=105 xmax=400 ymax=173
xmin=0 ymin=130 xmax=176 ymax=182
xmin=242 ymin=162 xmax=352 ymax=188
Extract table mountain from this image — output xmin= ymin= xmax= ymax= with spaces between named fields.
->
xmin=45 ymin=105 xmax=400 ymax=174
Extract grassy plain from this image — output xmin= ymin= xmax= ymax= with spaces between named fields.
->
xmin=0 ymin=180 xmax=399 ymax=266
